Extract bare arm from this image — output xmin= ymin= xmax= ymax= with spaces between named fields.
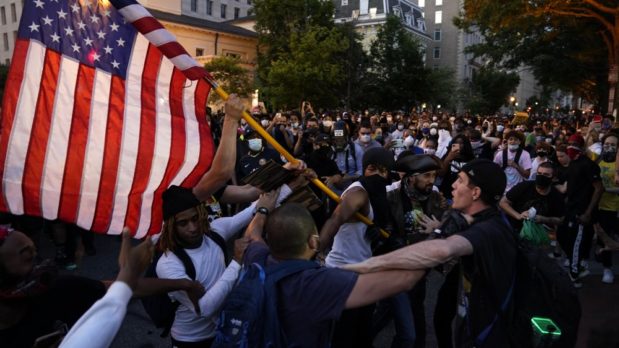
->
xmin=344 ymin=269 xmax=425 ymax=309
xmin=192 ymin=95 xmax=243 ymax=201
xmin=342 ymin=235 xmax=473 ymax=273
xmin=499 ymin=196 xmax=525 ymax=221
xmin=219 ymin=184 xmax=262 ymax=204
xmin=581 ymin=181 xmax=604 ymax=222
xmin=318 ymin=187 xmax=368 ymax=253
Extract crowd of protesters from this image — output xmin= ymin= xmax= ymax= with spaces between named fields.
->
xmin=1 ymin=95 xmax=618 ymax=348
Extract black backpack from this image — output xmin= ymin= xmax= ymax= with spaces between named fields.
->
xmin=141 ymin=233 xmax=228 ymax=337
xmin=507 ymin=242 xmax=581 ymax=348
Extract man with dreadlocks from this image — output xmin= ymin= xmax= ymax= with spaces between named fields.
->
xmin=153 ymin=95 xmax=248 ymax=348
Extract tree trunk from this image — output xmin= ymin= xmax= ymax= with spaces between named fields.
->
xmin=609 ymin=64 xmax=618 ymax=117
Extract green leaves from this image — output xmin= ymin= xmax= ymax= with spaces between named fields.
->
xmin=204 ymin=56 xmax=253 ymax=104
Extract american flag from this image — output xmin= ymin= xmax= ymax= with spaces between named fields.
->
xmin=0 ymin=0 xmax=215 ymax=237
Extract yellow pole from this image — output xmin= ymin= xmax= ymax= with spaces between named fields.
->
xmin=209 ymin=83 xmax=388 ymax=237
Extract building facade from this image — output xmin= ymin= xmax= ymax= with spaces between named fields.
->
xmin=0 ymin=0 xmax=22 ymax=65
xmin=333 ymin=0 xmax=432 ymax=53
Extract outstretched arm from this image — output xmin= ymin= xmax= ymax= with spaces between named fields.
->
xmin=342 ymin=234 xmax=473 ymax=273
xmin=193 ymin=95 xmax=244 ymax=202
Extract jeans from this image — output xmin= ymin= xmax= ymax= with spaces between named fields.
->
xmin=372 ymin=292 xmax=416 ymax=348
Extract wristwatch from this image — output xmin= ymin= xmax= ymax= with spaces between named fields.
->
xmin=256 ymin=207 xmax=269 ymax=216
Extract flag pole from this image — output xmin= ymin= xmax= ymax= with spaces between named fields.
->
xmin=204 ymin=75 xmax=389 ymax=238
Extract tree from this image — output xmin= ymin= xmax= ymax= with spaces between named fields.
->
xmin=265 ymin=25 xmax=349 ymax=108
xmin=366 ymin=16 xmax=429 ymax=111
xmin=0 ymin=64 xmax=9 ymax=101
xmin=334 ymin=22 xmax=371 ymax=111
xmin=203 ymin=56 xmax=253 ymax=104
xmin=253 ymin=0 xmax=348 ymax=109
xmin=456 ymin=0 xmax=619 ymax=114
xmin=463 ymin=67 xmax=520 ymax=115
xmin=424 ymin=68 xmax=458 ymax=111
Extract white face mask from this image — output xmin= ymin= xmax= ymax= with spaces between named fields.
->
xmin=404 ymin=135 xmax=415 ymax=147
xmin=398 ymin=125 xmax=405 ymax=131
xmin=424 ymin=148 xmax=436 ymax=155
xmin=291 ymin=122 xmax=299 ymax=129
xmin=260 ymin=120 xmax=269 ymax=127
xmin=432 ymin=117 xmax=438 ymax=121
xmin=360 ymin=134 xmax=371 ymax=143
xmin=430 ymin=128 xmax=437 ymax=136
xmin=508 ymin=144 xmax=520 ymax=152
xmin=497 ymin=125 xmax=505 ymax=132
xmin=248 ymin=139 xmax=262 ymax=152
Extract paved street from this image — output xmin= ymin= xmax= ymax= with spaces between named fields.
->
xmin=36 ymin=232 xmax=618 ymax=348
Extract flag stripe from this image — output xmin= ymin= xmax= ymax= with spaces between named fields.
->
xmin=107 ymin=34 xmax=148 ymax=234
xmin=122 ymin=44 xmax=162 ymax=232
xmin=76 ymin=68 xmax=111 ymax=230
xmin=157 ymin=42 xmax=187 ymax=59
xmin=58 ymin=65 xmax=95 ymax=223
xmin=91 ymin=75 xmax=125 ymax=233
xmin=0 ymin=39 xmax=29 ymax=212
xmin=181 ymin=79 xmax=213 ymax=188
xmin=22 ymin=49 xmax=62 ymax=217
xmin=41 ymin=57 xmax=79 ymax=220
xmin=147 ymin=68 xmax=188 ymax=235
xmin=116 ymin=4 xmax=150 ymax=23
xmin=135 ymin=58 xmax=175 ymax=238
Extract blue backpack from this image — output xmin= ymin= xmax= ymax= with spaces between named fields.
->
xmin=213 ymin=259 xmax=319 ymax=348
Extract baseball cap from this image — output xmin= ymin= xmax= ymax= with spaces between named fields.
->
xmin=162 ymin=185 xmax=201 ymax=220
xmin=460 ymin=159 xmax=506 ymax=205
xmin=362 ymin=147 xmax=395 ymax=172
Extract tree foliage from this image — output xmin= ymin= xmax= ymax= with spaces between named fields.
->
xmin=456 ymin=0 xmax=618 ymax=112
xmin=366 ymin=16 xmax=429 ymax=111
xmin=204 ymin=56 xmax=253 ymax=104
xmin=0 ymin=63 xmax=8 ymax=101
xmin=462 ymin=67 xmax=520 ymax=115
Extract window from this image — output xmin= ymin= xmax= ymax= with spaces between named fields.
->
xmin=225 ymin=51 xmax=241 ymax=59
xmin=433 ymin=47 xmax=441 ymax=59
xmin=1 ymin=7 xmax=6 ymax=25
xmin=221 ymin=4 xmax=227 ymax=18
xmin=10 ymin=3 xmax=16 ymax=22
xmin=435 ymin=0 xmax=442 ymax=5
xmin=434 ymin=28 xmax=441 ymax=41
xmin=418 ymin=0 xmax=425 ymax=7
xmin=190 ymin=0 xmax=197 ymax=12
xmin=196 ymin=48 xmax=204 ymax=56
xmin=234 ymin=7 xmax=240 ymax=19
xmin=3 ymin=33 xmax=8 ymax=51
xmin=435 ymin=10 xmax=442 ymax=24
xmin=341 ymin=0 xmax=348 ymax=5
xmin=207 ymin=0 xmax=213 ymax=15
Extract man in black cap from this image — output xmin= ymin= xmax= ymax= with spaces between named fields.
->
xmin=318 ymin=147 xmax=396 ymax=348
xmin=344 ymin=159 xmax=517 ymax=348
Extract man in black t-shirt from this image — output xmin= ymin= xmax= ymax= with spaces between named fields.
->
xmin=345 ymin=159 xmax=517 ymax=348
xmin=558 ymin=134 xmax=603 ymax=287
xmin=500 ymin=162 xmax=565 ymax=230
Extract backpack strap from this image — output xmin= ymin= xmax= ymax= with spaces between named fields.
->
xmin=208 ymin=232 xmax=229 ymax=263
xmin=502 ymin=149 xmax=508 ymax=170
xmin=172 ymin=248 xmax=196 ymax=281
xmin=514 ymin=148 xmax=523 ymax=167
xmin=474 ymin=273 xmax=515 ymax=347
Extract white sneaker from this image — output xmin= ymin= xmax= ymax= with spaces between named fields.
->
xmin=563 ymin=259 xmax=570 ymax=268
xmin=602 ymin=269 xmax=614 ymax=284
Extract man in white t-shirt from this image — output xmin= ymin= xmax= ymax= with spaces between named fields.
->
xmin=494 ymin=131 xmax=532 ymax=193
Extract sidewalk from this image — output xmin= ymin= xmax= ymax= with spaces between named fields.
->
xmin=575 ymin=272 xmax=619 ymax=348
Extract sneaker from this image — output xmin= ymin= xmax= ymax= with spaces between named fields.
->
xmin=569 ymin=273 xmax=583 ymax=288
xmin=563 ymin=259 xmax=570 ymax=268
xmin=578 ymin=268 xmax=591 ymax=278
xmin=602 ymin=269 xmax=614 ymax=284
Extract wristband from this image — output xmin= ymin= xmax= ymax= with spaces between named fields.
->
xmin=256 ymin=207 xmax=269 ymax=216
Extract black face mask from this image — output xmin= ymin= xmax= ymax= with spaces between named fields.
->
xmin=602 ymin=150 xmax=617 ymax=163
xmin=535 ymin=175 xmax=553 ymax=188
xmin=318 ymin=145 xmax=333 ymax=158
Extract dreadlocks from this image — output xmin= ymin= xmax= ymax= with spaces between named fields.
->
xmin=157 ymin=203 xmax=211 ymax=253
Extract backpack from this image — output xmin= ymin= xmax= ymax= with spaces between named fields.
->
xmin=507 ymin=242 xmax=581 ymax=348
xmin=332 ymin=120 xmax=349 ymax=152
xmin=213 ymin=259 xmax=320 ymax=348
xmin=501 ymin=148 xmax=523 ymax=170
xmin=141 ymin=233 xmax=228 ymax=337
